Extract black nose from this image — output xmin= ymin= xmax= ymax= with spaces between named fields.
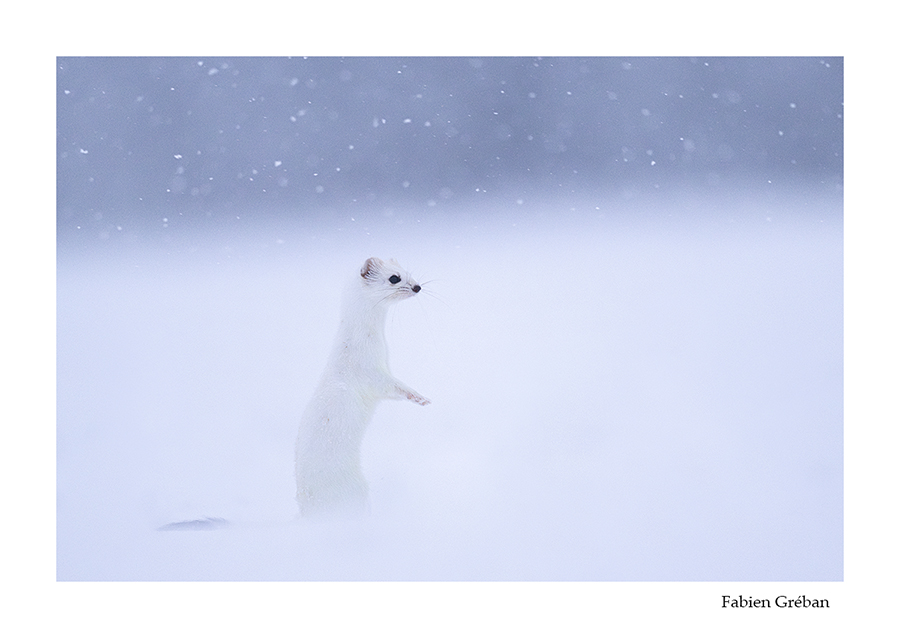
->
xmin=412 ymin=285 xmax=421 ymax=293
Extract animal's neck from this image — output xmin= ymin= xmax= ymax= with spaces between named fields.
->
xmin=343 ymin=287 xmax=386 ymax=331
xmin=330 ymin=287 xmax=390 ymax=367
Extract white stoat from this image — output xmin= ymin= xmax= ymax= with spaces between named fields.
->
xmin=294 ymin=256 xmax=430 ymax=517
xmin=158 ymin=257 xmax=428 ymax=531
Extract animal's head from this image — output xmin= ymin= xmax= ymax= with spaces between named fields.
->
xmin=359 ymin=257 xmax=422 ymax=304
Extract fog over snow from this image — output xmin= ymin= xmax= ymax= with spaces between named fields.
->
xmin=56 ymin=57 xmax=842 ymax=581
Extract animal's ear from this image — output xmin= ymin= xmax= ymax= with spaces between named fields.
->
xmin=361 ymin=257 xmax=383 ymax=279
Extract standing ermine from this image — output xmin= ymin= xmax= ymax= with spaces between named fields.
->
xmin=294 ymin=257 xmax=430 ymax=517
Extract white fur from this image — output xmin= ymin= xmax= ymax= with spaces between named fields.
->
xmin=294 ymin=257 xmax=430 ymax=516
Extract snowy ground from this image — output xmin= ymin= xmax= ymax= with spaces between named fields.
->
xmin=56 ymin=187 xmax=842 ymax=581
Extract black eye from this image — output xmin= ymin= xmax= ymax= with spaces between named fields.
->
xmin=388 ymin=275 xmax=401 ymax=285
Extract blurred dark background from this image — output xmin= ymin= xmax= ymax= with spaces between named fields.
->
xmin=57 ymin=57 xmax=842 ymax=243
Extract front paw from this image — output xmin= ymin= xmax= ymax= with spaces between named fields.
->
xmin=407 ymin=392 xmax=431 ymax=406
